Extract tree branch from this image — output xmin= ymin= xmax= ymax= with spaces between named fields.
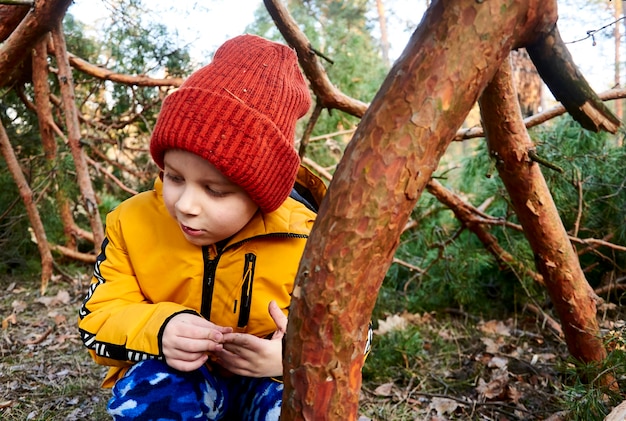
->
xmin=263 ymin=0 xmax=369 ymax=117
xmin=527 ymin=24 xmax=620 ymax=133
xmin=65 ymin=52 xmax=184 ymax=87
xmin=454 ymin=87 xmax=626 ymax=141
xmin=0 ymin=0 xmax=72 ymax=85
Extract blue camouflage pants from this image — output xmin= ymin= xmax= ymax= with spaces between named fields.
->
xmin=107 ymin=359 xmax=283 ymax=420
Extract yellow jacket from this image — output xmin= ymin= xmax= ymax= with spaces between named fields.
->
xmin=79 ymin=167 xmax=325 ymax=387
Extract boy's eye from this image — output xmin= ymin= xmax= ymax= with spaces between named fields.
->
xmin=205 ymin=186 xmax=228 ymax=197
xmin=164 ymin=173 xmax=183 ymax=183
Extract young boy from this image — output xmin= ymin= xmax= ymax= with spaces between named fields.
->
xmin=78 ymin=34 xmax=326 ymax=420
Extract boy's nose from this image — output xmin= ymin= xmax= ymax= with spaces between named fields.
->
xmin=175 ymin=186 xmax=201 ymax=215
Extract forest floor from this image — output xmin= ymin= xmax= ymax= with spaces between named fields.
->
xmin=0 ymin=274 xmax=624 ymax=420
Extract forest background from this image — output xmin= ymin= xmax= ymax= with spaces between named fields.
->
xmin=1 ymin=0 xmax=626 ymax=420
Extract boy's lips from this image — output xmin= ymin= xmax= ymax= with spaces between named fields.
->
xmin=181 ymin=224 xmax=203 ymax=236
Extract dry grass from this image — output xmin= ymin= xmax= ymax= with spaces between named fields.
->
xmin=1 ymin=274 xmax=624 ymax=420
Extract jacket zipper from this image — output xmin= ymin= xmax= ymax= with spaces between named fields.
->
xmin=201 ymin=232 xmax=307 ymax=323
xmin=237 ymin=253 xmax=256 ymax=328
xmin=200 ymin=245 xmax=219 ymax=319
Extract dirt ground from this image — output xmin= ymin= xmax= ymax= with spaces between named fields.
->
xmin=0 ymin=273 xmax=622 ymax=420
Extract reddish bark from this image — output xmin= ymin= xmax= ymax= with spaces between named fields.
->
xmin=66 ymin=52 xmax=183 ymax=87
xmin=0 ymin=0 xmax=72 ymax=85
xmin=0 ymin=4 xmax=29 ymax=42
xmin=281 ymin=0 xmax=559 ymax=419
xmin=51 ymin=23 xmax=105 ymax=249
xmin=0 ymin=120 xmax=53 ymax=294
xmin=32 ymin=37 xmax=78 ymax=250
xmin=478 ymin=58 xmax=606 ymax=363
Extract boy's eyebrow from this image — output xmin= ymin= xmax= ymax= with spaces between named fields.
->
xmin=164 ymin=161 xmax=237 ymax=187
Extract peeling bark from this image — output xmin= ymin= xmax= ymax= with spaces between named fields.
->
xmin=478 ymin=57 xmax=607 ymax=364
xmin=0 ymin=0 xmax=72 ymax=85
xmin=281 ymin=0 xmax=558 ymax=419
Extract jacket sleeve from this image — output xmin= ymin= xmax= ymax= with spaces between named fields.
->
xmin=78 ymin=208 xmax=194 ymax=367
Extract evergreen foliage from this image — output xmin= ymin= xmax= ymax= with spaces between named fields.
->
xmin=0 ymin=1 xmax=193 ymax=271
xmin=376 ymin=115 xmax=626 ymax=322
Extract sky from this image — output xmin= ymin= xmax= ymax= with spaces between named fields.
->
xmin=67 ymin=0 xmax=617 ymax=93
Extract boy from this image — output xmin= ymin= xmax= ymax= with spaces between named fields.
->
xmin=78 ymin=34 xmax=325 ymax=420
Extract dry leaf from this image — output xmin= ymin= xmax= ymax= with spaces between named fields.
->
xmin=507 ymin=385 xmax=522 ymax=404
xmin=488 ymin=356 xmax=509 ymax=369
xmin=605 ymin=400 xmax=626 ymax=421
xmin=481 ymin=337 xmax=502 ymax=353
xmin=36 ymin=290 xmax=70 ymax=308
xmin=11 ymin=300 xmax=27 ymax=313
xmin=429 ymin=397 xmax=460 ymax=416
xmin=373 ymin=382 xmax=394 ymax=396
xmin=479 ymin=320 xmax=511 ymax=336
xmin=476 ymin=369 xmax=509 ymax=400
xmin=2 ymin=313 xmax=17 ymax=329
xmin=375 ymin=314 xmax=408 ymax=335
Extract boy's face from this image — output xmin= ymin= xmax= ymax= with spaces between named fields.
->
xmin=162 ymin=149 xmax=259 ymax=247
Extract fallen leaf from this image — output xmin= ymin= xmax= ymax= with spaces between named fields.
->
xmin=36 ymin=290 xmax=70 ymax=307
xmin=2 ymin=313 xmax=17 ymax=329
xmin=49 ymin=311 xmax=67 ymax=326
xmin=479 ymin=320 xmax=511 ymax=336
xmin=373 ymin=382 xmax=394 ymax=396
xmin=429 ymin=397 xmax=460 ymax=416
xmin=605 ymin=399 xmax=626 ymax=421
xmin=11 ymin=300 xmax=27 ymax=313
xmin=508 ymin=385 xmax=522 ymax=404
xmin=481 ymin=337 xmax=503 ymax=353
xmin=488 ymin=356 xmax=509 ymax=369
xmin=375 ymin=314 xmax=408 ymax=335
xmin=476 ymin=369 xmax=509 ymax=400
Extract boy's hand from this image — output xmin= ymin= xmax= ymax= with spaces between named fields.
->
xmin=214 ymin=301 xmax=287 ymax=378
xmin=162 ymin=313 xmax=232 ymax=372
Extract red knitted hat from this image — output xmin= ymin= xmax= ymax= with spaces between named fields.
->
xmin=150 ymin=34 xmax=311 ymax=213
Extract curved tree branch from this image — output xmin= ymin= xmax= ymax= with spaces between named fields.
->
xmin=65 ymin=52 xmax=184 ymax=87
xmin=527 ymin=24 xmax=621 ymax=133
xmin=263 ymin=0 xmax=369 ymax=117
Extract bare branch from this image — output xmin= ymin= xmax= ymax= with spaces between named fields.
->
xmin=527 ymin=24 xmax=620 ymax=133
xmin=263 ymin=0 xmax=369 ymax=117
xmin=66 ymin=52 xmax=184 ymax=87
xmin=0 ymin=0 xmax=72 ymax=85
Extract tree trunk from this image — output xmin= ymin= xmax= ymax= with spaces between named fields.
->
xmin=32 ymin=36 xmax=77 ymax=250
xmin=478 ymin=57 xmax=608 ymax=365
xmin=615 ymin=0 xmax=623 ymax=124
xmin=375 ymin=0 xmax=390 ymax=67
xmin=51 ymin=23 xmax=105 ymax=249
xmin=0 ymin=120 xmax=53 ymax=294
xmin=282 ymin=1 xmax=558 ymax=419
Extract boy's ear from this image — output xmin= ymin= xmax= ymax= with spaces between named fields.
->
xmin=159 ymin=170 xmax=164 ymax=181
